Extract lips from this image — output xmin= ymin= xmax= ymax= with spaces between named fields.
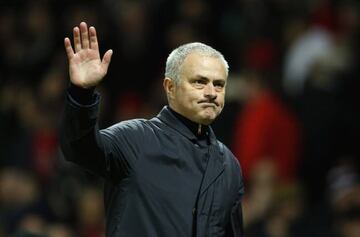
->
xmin=198 ymin=101 xmax=218 ymax=107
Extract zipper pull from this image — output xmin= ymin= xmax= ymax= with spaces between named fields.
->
xmin=197 ymin=124 xmax=202 ymax=135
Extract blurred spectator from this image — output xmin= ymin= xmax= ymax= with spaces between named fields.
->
xmin=242 ymin=160 xmax=278 ymax=227
xmin=0 ymin=168 xmax=46 ymax=235
xmin=232 ymin=39 xmax=301 ymax=184
xmin=76 ymin=187 xmax=104 ymax=237
xmin=243 ymin=159 xmax=306 ymax=237
xmin=283 ymin=25 xmax=333 ymax=96
xmin=296 ymin=0 xmax=360 ymax=206
xmin=1 ymin=1 xmax=55 ymax=82
xmin=47 ymin=224 xmax=75 ymax=237
xmin=0 ymin=0 xmax=359 ymax=236
xmin=327 ymin=160 xmax=360 ymax=237
xmin=13 ymin=214 xmax=47 ymax=237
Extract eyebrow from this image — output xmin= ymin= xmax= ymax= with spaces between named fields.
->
xmin=192 ymin=75 xmax=209 ymax=81
xmin=192 ymin=75 xmax=226 ymax=82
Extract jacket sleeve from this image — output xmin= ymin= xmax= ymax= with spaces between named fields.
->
xmin=227 ymin=150 xmax=245 ymax=237
xmin=233 ymin=161 xmax=245 ymax=237
xmin=230 ymin=195 xmax=244 ymax=237
xmin=59 ymin=92 xmax=142 ymax=180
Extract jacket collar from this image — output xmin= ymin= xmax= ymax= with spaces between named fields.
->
xmin=156 ymin=106 xmax=217 ymax=145
xmin=156 ymin=106 xmax=225 ymax=196
xmin=168 ymin=106 xmax=209 ymax=138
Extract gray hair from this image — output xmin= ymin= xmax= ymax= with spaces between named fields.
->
xmin=165 ymin=42 xmax=229 ymax=83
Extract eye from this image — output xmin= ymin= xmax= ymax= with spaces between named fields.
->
xmin=214 ymin=81 xmax=225 ymax=89
xmin=194 ymin=79 xmax=206 ymax=84
xmin=192 ymin=79 xmax=206 ymax=88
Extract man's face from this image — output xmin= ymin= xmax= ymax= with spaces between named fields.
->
xmin=167 ymin=53 xmax=227 ymax=125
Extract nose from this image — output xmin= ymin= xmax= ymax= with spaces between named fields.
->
xmin=204 ymin=83 xmax=217 ymax=99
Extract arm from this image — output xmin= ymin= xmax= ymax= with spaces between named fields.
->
xmin=60 ymin=22 xmax=112 ymax=177
xmin=231 ymin=201 xmax=244 ymax=237
xmin=229 ymin=156 xmax=245 ymax=237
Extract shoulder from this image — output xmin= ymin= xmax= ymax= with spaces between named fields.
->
xmin=217 ymin=140 xmax=242 ymax=174
xmin=100 ymin=118 xmax=152 ymax=138
xmin=218 ymin=141 xmax=238 ymax=164
xmin=112 ymin=118 xmax=148 ymax=130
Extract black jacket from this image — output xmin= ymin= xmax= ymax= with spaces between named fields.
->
xmin=60 ymin=92 xmax=244 ymax=237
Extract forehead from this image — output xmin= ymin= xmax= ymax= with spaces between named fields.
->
xmin=180 ymin=53 xmax=227 ymax=80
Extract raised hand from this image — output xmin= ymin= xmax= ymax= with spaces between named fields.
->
xmin=64 ymin=22 xmax=113 ymax=88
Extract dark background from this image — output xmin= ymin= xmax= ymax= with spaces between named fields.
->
xmin=0 ymin=0 xmax=359 ymax=236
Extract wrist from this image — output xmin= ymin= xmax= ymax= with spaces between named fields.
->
xmin=68 ymin=83 xmax=96 ymax=105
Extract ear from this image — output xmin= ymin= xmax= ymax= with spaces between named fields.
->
xmin=163 ymin=77 xmax=176 ymax=100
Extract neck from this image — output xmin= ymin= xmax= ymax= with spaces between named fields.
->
xmin=168 ymin=107 xmax=209 ymax=138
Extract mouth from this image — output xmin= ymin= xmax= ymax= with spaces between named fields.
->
xmin=198 ymin=101 xmax=218 ymax=107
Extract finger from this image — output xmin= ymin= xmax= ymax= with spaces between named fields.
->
xmin=73 ymin=27 xmax=81 ymax=52
xmin=101 ymin=49 xmax=113 ymax=72
xmin=89 ymin=26 xmax=99 ymax=51
xmin=64 ymin=37 xmax=75 ymax=60
xmin=80 ymin=22 xmax=89 ymax=49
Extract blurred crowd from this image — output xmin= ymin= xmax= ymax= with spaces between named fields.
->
xmin=0 ymin=0 xmax=359 ymax=236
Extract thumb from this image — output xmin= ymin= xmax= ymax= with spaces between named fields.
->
xmin=101 ymin=49 xmax=113 ymax=72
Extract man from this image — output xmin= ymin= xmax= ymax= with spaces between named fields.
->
xmin=60 ymin=22 xmax=244 ymax=237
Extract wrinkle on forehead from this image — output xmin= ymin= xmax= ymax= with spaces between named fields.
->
xmin=180 ymin=53 xmax=227 ymax=82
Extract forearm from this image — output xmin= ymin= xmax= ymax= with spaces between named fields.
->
xmin=59 ymin=86 xmax=107 ymax=176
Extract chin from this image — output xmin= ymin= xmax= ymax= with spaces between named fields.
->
xmin=200 ymin=116 xmax=216 ymax=125
xmin=202 ymin=120 xmax=214 ymax=126
xmin=192 ymin=110 xmax=219 ymax=125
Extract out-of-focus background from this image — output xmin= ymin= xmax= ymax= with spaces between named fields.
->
xmin=0 ymin=0 xmax=359 ymax=236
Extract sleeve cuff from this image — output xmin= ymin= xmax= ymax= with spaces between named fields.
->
xmin=68 ymin=83 xmax=96 ymax=105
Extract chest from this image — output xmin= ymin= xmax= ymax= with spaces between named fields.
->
xmin=131 ymin=133 xmax=237 ymax=215
xmin=133 ymin=135 xmax=208 ymax=203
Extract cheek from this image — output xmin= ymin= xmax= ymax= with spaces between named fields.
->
xmin=176 ymin=90 xmax=196 ymax=108
xmin=218 ymin=93 xmax=225 ymax=105
xmin=183 ymin=90 xmax=199 ymax=103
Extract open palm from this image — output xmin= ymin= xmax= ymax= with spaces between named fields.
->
xmin=64 ymin=22 xmax=112 ymax=88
